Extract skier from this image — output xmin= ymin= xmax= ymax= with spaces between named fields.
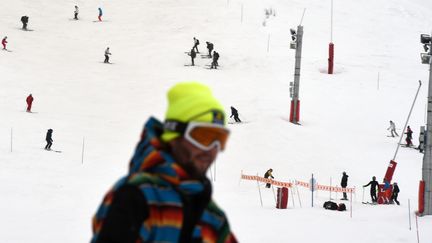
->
xmin=74 ymin=5 xmax=79 ymax=20
xmin=340 ymin=171 xmax=348 ymax=200
xmin=98 ymin=7 xmax=103 ymax=21
xmin=363 ymin=176 xmax=379 ymax=203
xmin=2 ymin=36 xmax=7 ymax=50
xmin=390 ymin=182 xmax=400 ymax=205
xmin=206 ymin=41 xmax=214 ymax=57
xmin=193 ymin=37 xmax=199 ymax=53
xmin=45 ymin=129 xmax=53 ymax=150
xmin=387 ymin=120 xmax=399 ymax=137
xmin=21 ymin=16 xmax=29 ymax=30
xmin=230 ymin=106 xmax=241 ymax=123
xmin=188 ymin=48 xmax=196 ymax=66
xmin=211 ymin=51 xmax=219 ymax=69
xmin=405 ymin=125 xmax=413 ymax=147
xmin=26 ymin=94 xmax=34 ymax=112
xmin=264 ymin=168 xmax=274 ymax=188
xmin=104 ymin=47 xmax=111 ymax=63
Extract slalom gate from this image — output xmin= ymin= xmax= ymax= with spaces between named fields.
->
xmin=240 ymin=171 xmax=355 ymax=193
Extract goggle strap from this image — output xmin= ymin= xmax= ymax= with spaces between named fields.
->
xmin=164 ymin=120 xmax=188 ymax=134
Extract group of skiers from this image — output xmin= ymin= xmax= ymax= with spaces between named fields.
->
xmin=363 ymin=176 xmax=400 ymax=205
xmin=187 ymin=37 xmax=220 ymax=68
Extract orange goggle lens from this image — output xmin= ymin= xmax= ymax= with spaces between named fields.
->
xmin=187 ymin=125 xmax=230 ymax=151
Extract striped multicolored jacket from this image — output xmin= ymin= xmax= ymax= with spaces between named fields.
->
xmin=92 ymin=117 xmax=237 ymax=243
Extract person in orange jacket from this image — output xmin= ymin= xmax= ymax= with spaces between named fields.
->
xmin=26 ymin=94 xmax=34 ymax=112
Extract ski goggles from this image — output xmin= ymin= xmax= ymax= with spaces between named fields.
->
xmin=164 ymin=120 xmax=230 ymax=151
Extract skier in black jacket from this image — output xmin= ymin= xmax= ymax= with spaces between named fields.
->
xmin=21 ymin=16 xmax=29 ymax=30
xmin=206 ymin=42 xmax=214 ymax=57
xmin=45 ymin=129 xmax=53 ymax=150
xmin=363 ymin=176 xmax=379 ymax=203
xmin=341 ymin=172 xmax=348 ymax=200
xmin=391 ymin=182 xmax=400 ymax=205
xmin=188 ymin=48 xmax=196 ymax=66
xmin=264 ymin=168 xmax=274 ymax=188
xmin=193 ymin=37 xmax=199 ymax=53
xmin=405 ymin=126 xmax=413 ymax=147
xmin=211 ymin=51 xmax=219 ymax=69
xmin=230 ymin=106 xmax=241 ymax=123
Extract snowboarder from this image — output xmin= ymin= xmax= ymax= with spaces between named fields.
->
xmin=211 ymin=51 xmax=219 ymax=69
xmin=74 ymin=5 xmax=79 ymax=20
xmin=98 ymin=7 xmax=103 ymax=21
xmin=2 ymin=36 xmax=7 ymax=50
xmin=188 ymin=48 xmax=196 ymax=66
xmin=206 ymin=41 xmax=214 ymax=57
xmin=45 ymin=129 xmax=53 ymax=150
xmin=230 ymin=106 xmax=241 ymax=123
xmin=387 ymin=120 xmax=399 ymax=137
xmin=405 ymin=126 xmax=413 ymax=147
xmin=26 ymin=94 xmax=34 ymax=112
xmin=20 ymin=16 xmax=29 ymax=30
xmin=341 ymin=171 xmax=348 ymax=200
xmin=91 ymin=82 xmax=237 ymax=242
xmin=193 ymin=37 xmax=199 ymax=53
xmin=390 ymin=182 xmax=400 ymax=205
xmin=363 ymin=176 xmax=379 ymax=203
xmin=104 ymin=47 xmax=111 ymax=63
xmin=264 ymin=168 xmax=274 ymax=188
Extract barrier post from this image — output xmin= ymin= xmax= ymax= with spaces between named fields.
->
xmin=81 ymin=137 xmax=85 ymax=164
xmin=257 ymin=173 xmax=263 ymax=207
xmin=296 ymin=183 xmax=302 ymax=208
xmin=10 ymin=127 xmax=13 ymax=152
xmin=290 ymin=187 xmax=296 ymax=208
xmin=415 ymin=214 xmax=420 ymax=243
xmin=329 ymin=177 xmax=332 ymax=200
xmin=350 ymin=191 xmax=353 ymax=218
xmin=409 ymin=199 xmax=412 ymax=230
xmin=272 ymin=185 xmax=277 ymax=203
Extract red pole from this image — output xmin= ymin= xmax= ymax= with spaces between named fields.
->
xmin=419 ymin=180 xmax=425 ymax=215
xmin=328 ymin=42 xmax=334 ymax=74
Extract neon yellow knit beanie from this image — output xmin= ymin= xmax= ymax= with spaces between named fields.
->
xmin=161 ymin=82 xmax=226 ymax=142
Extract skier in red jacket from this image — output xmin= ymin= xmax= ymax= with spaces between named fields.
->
xmin=26 ymin=94 xmax=33 ymax=112
xmin=2 ymin=36 xmax=7 ymax=50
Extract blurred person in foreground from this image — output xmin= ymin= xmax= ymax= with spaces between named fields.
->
xmin=91 ymin=81 xmax=237 ymax=243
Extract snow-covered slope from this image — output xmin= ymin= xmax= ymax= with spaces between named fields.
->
xmin=1 ymin=0 xmax=432 ymax=242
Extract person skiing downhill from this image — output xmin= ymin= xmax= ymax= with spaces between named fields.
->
xmin=45 ymin=129 xmax=53 ymax=150
xmin=363 ymin=176 xmax=379 ymax=203
xmin=104 ymin=47 xmax=111 ymax=63
xmin=193 ymin=37 xmax=200 ymax=53
xmin=264 ymin=168 xmax=274 ymax=188
xmin=341 ymin=172 xmax=348 ymax=200
xmin=91 ymin=82 xmax=237 ymax=243
xmin=230 ymin=106 xmax=241 ymax=123
xmin=98 ymin=7 xmax=103 ymax=21
xmin=188 ymin=48 xmax=196 ymax=66
xmin=26 ymin=94 xmax=34 ymax=112
xmin=211 ymin=51 xmax=219 ymax=69
xmin=20 ymin=16 xmax=29 ymax=30
xmin=74 ymin=5 xmax=79 ymax=20
xmin=405 ymin=126 xmax=413 ymax=147
xmin=206 ymin=41 xmax=214 ymax=58
xmin=387 ymin=120 xmax=399 ymax=137
xmin=2 ymin=36 xmax=7 ymax=50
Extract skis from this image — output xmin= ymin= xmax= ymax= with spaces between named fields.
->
xmin=45 ymin=149 xmax=62 ymax=153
